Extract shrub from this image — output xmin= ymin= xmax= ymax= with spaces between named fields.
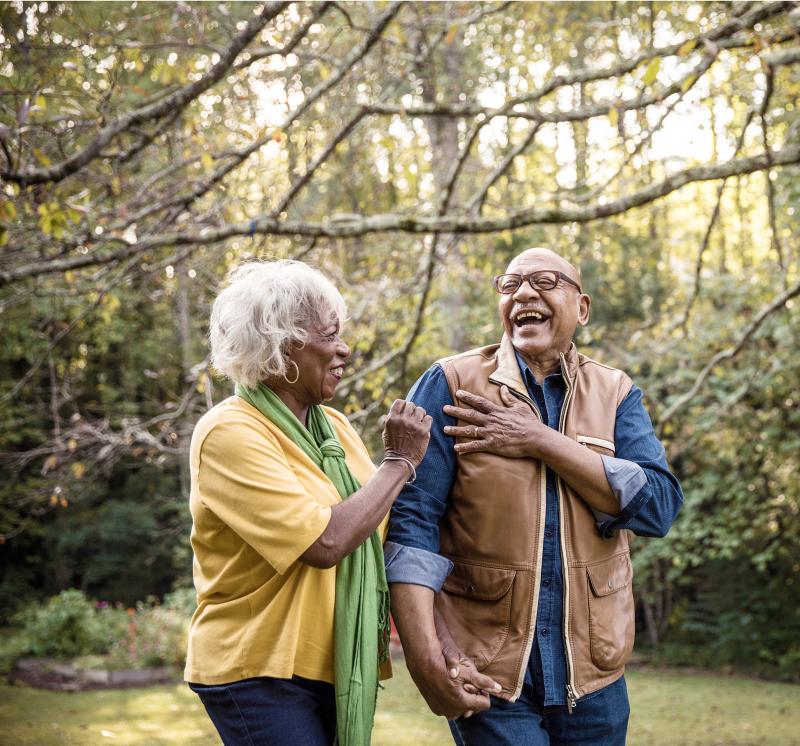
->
xmin=5 ymin=587 xmax=196 ymax=671
xmin=15 ymin=589 xmax=108 ymax=658
xmin=107 ymin=595 xmax=191 ymax=670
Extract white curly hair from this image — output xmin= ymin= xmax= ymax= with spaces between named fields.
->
xmin=209 ymin=260 xmax=347 ymax=388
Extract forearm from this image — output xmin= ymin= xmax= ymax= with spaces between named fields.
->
xmin=535 ymin=431 xmax=620 ymax=515
xmin=390 ymin=583 xmax=441 ymax=667
xmin=301 ymin=459 xmax=411 ymax=568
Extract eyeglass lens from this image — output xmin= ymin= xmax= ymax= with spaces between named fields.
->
xmin=496 ymin=272 xmax=559 ymax=293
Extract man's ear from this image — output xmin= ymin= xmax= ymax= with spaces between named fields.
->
xmin=577 ymin=293 xmax=591 ymax=326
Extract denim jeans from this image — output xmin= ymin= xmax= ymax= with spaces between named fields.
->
xmin=449 ymin=676 xmax=629 ymax=746
xmin=189 ymin=675 xmax=336 ymax=746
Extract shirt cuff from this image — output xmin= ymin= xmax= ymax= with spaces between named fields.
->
xmin=384 ymin=541 xmax=454 ymax=592
xmin=594 ymin=456 xmax=649 ymax=536
xmin=602 ymin=455 xmax=647 ymax=511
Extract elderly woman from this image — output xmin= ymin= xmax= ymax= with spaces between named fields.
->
xmin=184 ymin=260 xmax=431 ymax=746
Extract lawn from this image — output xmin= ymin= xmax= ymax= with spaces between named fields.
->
xmin=1 ymin=661 xmax=798 ymax=745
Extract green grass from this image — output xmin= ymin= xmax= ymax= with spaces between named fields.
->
xmin=1 ymin=661 xmax=798 ymax=745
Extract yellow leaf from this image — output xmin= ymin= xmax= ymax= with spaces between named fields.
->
xmin=677 ymin=39 xmax=696 ymax=56
xmin=200 ymin=152 xmax=214 ymax=172
xmin=0 ymin=227 xmax=7 ymax=247
xmin=43 ymin=454 xmax=59 ymax=473
xmin=608 ymin=107 xmax=618 ymax=128
xmin=111 ymin=176 xmax=121 ymax=196
xmin=50 ymin=494 xmax=59 ymax=506
xmin=67 ymin=437 xmax=77 ymax=452
xmin=318 ymin=64 xmax=329 ymax=81
xmin=71 ymin=461 xmax=85 ymax=479
xmin=444 ymin=24 xmax=458 ymax=44
xmin=642 ymin=57 xmax=660 ymax=86
xmin=36 ymin=94 xmax=47 ymax=110
xmin=60 ymin=497 xmax=69 ymax=507
xmin=33 ymin=148 xmax=52 ymax=167
xmin=681 ymin=74 xmax=697 ymax=93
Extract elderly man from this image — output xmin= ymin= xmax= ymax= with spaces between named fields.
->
xmin=385 ymin=248 xmax=683 ymax=745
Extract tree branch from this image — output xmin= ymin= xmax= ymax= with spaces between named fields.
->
xmin=3 ymin=141 xmax=799 ymax=287
xmin=658 ymin=275 xmax=800 ymax=431
xmin=1 ymin=2 xmax=290 ymax=186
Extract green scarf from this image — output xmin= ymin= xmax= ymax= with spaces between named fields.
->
xmin=236 ymin=383 xmax=390 ymax=746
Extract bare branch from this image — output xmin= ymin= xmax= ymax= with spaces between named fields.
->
xmin=232 ymin=2 xmax=333 ymax=70
xmin=676 ymin=107 xmax=757 ymax=330
xmin=466 ymin=122 xmax=541 ymax=215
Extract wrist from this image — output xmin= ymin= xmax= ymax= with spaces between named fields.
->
xmin=406 ymin=640 xmax=446 ymax=671
xmin=382 ymin=452 xmax=417 ymax=482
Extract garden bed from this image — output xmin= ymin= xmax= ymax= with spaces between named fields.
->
xmin=9 ymin=657 xmax=177 ymax=691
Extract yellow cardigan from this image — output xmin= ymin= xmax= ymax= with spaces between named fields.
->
xmin=184 ymin=396 xmax=382 ymax=685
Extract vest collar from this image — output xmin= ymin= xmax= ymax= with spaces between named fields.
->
xmin=491 ymin=334 xmax=580 ymax=393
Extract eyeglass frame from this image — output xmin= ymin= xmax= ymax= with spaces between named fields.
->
xmin=492 ymin=270 xmax=583 ymax=295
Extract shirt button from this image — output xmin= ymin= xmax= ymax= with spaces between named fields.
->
xmin=542 ymin=579 xmax=551 ymax=588
xmin=544 ymin=530 xmax=553 ymax=539
xmin=540 ymin=628 xmax=549 ymax=637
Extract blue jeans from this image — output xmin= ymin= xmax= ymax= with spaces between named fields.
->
xmin=449 ymin=676 xmax=629 ymax=746
xmin=189 ymin=675 xmax=336 ymax=746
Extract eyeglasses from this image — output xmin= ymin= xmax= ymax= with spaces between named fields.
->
xmin=492 ymin=270 xmax=582 ymax=295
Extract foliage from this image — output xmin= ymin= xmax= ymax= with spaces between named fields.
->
xmin=12 ymin=589 xmax=117 ymax=659
xmin=5 ymin=588 xmax=195 ymax=671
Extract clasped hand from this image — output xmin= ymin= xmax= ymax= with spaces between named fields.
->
xmin=443 ymin=386 xmax=543 ymax=458
xmin=410 ymin=645 xmax=500 ymax=720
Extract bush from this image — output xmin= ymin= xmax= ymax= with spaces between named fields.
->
xmin=15 ymin=589 xmax=110 ymax=658
xmin=5 ymin=587 xmax=196 ymax=671
xmin=101 ymin=589 xmax=195 ymax=670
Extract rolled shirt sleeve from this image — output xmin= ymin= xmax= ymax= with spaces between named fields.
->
xmin=595 ymin=385 xmax=684 ymax=538
xmin=384 ymin=541 xmax=454 ymax=592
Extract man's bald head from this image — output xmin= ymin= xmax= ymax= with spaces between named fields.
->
xmin=506 ymin=247 xmax=582 ymax=290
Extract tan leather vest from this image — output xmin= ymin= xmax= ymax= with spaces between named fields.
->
xmin=434 ymin=336 xmax=634 ymax=704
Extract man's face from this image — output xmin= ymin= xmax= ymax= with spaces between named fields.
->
xmin=498 ymin=250 xmax=590 ymax=362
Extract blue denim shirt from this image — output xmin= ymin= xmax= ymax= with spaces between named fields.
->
xmin=385 ymin=354 xmax=683 ymax=706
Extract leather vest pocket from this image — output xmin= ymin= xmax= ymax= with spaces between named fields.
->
xmin=438 ymin=561 xmax=516 ymax=669
xmin=586 ymin=553 xmax=634 ymax=671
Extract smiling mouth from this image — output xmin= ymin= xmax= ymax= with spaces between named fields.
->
xmin=329 ymin=366 xmax=345 ymax=381
xmin=513 ymin=310 xmax=549 ymax=327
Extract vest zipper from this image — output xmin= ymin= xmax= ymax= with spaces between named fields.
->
xmin=489 ymin=377 xmax=547 ymax=701
xmin=558 ymin=352 xmax=578 ymax=713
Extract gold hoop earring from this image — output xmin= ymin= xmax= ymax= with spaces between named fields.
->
xmin=283 ymin=360 xmax=300 ymax=384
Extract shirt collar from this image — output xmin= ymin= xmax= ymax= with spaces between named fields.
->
xmin=514 ymin=350 xmax=564 ymax=391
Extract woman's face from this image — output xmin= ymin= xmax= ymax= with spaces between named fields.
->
xmin=287 ymin=316 xmax=350 ymax=406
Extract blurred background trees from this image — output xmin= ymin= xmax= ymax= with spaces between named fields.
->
xmin=1 ymin=1 xmax=799 ymax=678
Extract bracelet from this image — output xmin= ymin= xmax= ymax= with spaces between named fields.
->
xmin=383 ymin=455 xmax=417 ymax=484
